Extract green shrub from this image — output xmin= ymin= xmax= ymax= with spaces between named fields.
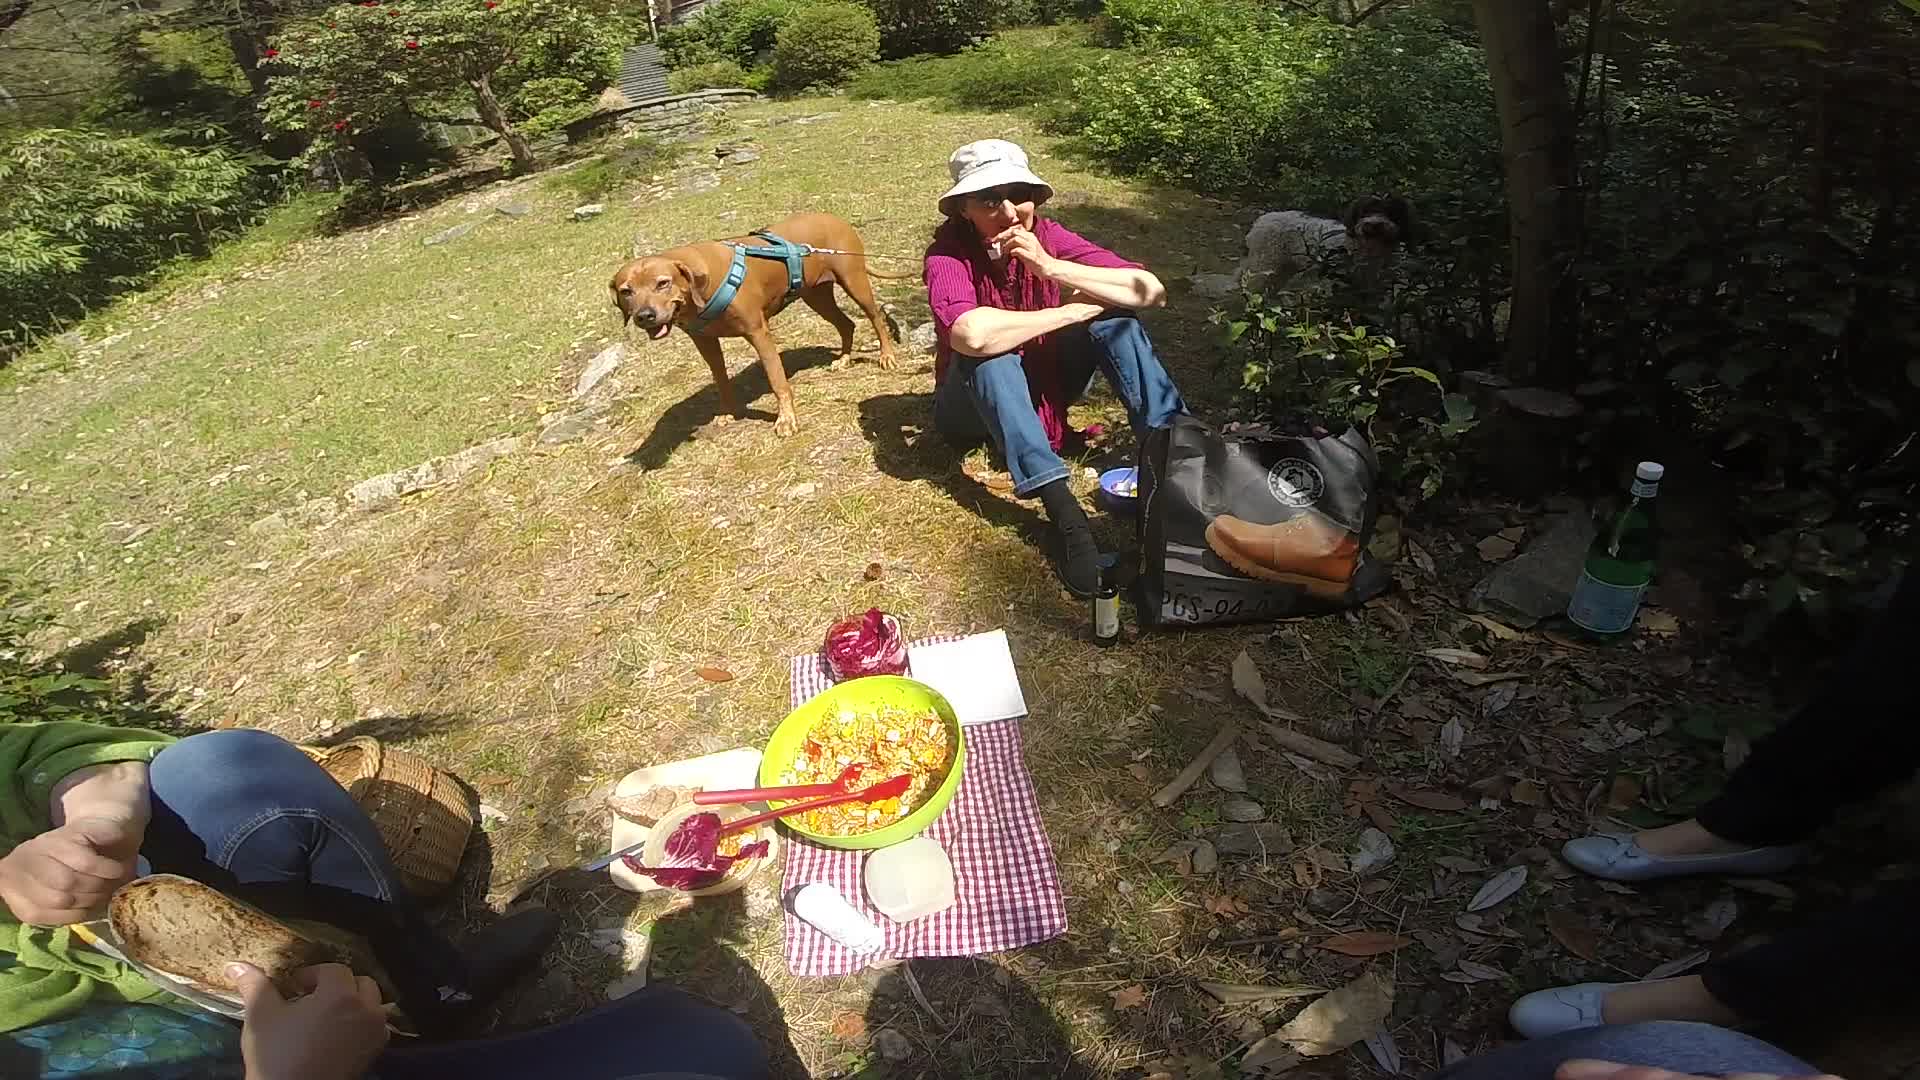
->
xmin=1072 ymin=17 xmax=1497 ymax=208
xmin=848 ymin=28 xmax=1101 ymax=117
xmin=512 ymin=76 xmax=591 ymax=117
xmin=660 ymin=0 xmax=804 ymax=68
xmin=772 ymin=1 xmax=881 ymax=90
xmin=0 ymin=128 xmax=261 ymax=348
xmin=858 ymin=0 xmax=1008 ymax=58
xmin=1098 ymin=0 xmax=1261 ymax=45
xmin=668 ymin=59 xmax=756 ymax=93
xmin=544 ymin=136 xmax=677 ymax=200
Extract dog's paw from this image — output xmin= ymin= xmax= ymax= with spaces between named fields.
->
xmin=711 ymin=413 xmax=737 ymax=428
xmin=774 ymin=412 xmax=800 ymax=437
xmin=827 ymin=354 xmax=854 ymax=372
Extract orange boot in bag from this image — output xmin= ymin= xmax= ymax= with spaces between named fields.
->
xmin=1204 ymin=509 xmax=1361 ymax=598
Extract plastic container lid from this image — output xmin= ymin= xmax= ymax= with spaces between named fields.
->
xmin=863 ymin=836 xmax=956 ymax=924
xmin=1635 ymin=461 xmax=1666 ymax=482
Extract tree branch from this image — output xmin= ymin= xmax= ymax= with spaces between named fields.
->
xmin=1347 ymin=0 xmax=1398 ymax=24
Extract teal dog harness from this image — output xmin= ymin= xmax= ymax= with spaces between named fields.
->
xmin=688 ymin=230 xmax=812 ymax=333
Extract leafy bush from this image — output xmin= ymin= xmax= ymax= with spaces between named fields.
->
xmin=1214 ymin=279 xmax=1477 ymax=500
xmin=1097 ymin=0 xmax=1260 ymax=46
xmin=848 ymin=26 xmax=1098 ymax=115
xmin=512 ymin=76 xmax=591 ymax=117
xmin=1072 ymin=16 xmax=1498 ymax=208
xmin=668 ymin=59 xmax=757 ymax=93
xmin=544 ymin=136 xmax=677 ymax=201
xmin=660 ymin=0 xmax=803 ymax=68
xmin=771 ymin=1 xmax=881 ymax=91
xmin=0 ymin=128 xmax=260 ymax=347
xmin=858 ymin=0 xmax=1012 ymax=58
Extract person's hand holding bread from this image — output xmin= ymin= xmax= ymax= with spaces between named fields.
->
xmin=233 ymin=962 xmax=390 ymax=1080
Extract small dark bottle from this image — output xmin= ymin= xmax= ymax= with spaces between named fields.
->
xmin=1092 ymin=570 xmax=1121 ymax=647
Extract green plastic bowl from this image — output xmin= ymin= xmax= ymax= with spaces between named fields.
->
xmin=760 ymin=675 xmax=966 ymax=851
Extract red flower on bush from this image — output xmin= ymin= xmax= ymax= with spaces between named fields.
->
xmin=262 ymin=47 xmax=279 ymax=57
xmin=333 ymin=119 xmax=349 ymax=130
xmin=307 ymin=99 xmax=324 ymax=109
xmin=405 ymin=39 xmax=419 ymax=48
xmin=484 ymin=2 xmax=496 ymax=8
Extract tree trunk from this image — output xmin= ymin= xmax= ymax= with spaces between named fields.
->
xmin=469 ymin=71 xmax=534 ymax=171
xmin=1472 ymin=0 xmax=1582 ymax=388
xmin=227 ymin=27 xmax=270 ymax=98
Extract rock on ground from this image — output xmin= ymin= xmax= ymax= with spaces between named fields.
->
xmin=1214 ymin=822 xmax=1293 ymax=856
xmin=907 ymin=323 xmax=938 ymax=355
xmin=572 ymin=203 xmax=606 ymax=221
xmin=423 ymin=221 xmax=477 ymax=246
xmin=1189 ymin=272 xmax=1241 ymax=301
xmin=345 ymin=434 xmax=523 ymax=510
xmin=1209 ymin=747 xmax=1248 ymax=792
xmin=1467 ymin=510 xmax=1597 ymax=626
xmin=573 ymin=343 xmax=627 ymax=399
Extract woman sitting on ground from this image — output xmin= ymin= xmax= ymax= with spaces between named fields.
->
xmin=0 ymin=721 xmax=769 ymax=1079
xmin=923 ymin=139 xmax=1188 ymax=597
xmin=1508 ymin=570 xmax=1919 ymax=1043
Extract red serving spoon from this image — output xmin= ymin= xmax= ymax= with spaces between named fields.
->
xmin=716 ymin=773 xmax=911 ymax=837
xmin=693 ymin=762 xmax=871 ymax=806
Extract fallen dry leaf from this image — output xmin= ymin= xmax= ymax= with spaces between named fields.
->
xmin=830 ymin=1011 xmax=868 ymax=1041
xmin=1645 ymin=950 xmax=1711 ymax=980
xmin=1318 ymin=930 xmax=1411 ymax=957
xmin=1455 ymin=959 xmax=1510 ymax=981
xmin=1110 ymin=983 xmax=1148 ymax=1010
xmin=1727 ymin=878 xmax=1796 ymax=900
xmin=695 ymin=666 xmax=735 ymax=682
xmin=1476 ymin=535 xmax=1516 ymax=562
xmin=1362 ymin=801 xmax=1398 ymax=832
xmin=1510 ymin=780 xmax=1546 ymax=807
xmin=1482 ymin=682 xmax=1519 ymax=716
xmin=1547 ymin=910 xmax=1599 ymax=960
xmin=1127 ymin=762 xmax=1154 ymax=783
xmin=1205 ymin=894 xmax=1252 ymax=919
xmin=1639 ymin=609 xmax=1681 ymax=635
xmin=1688 ymin=896 xmax=1740 ymax=941
xmin=1406 ymin=539 xmax=1436 ymax=575
xmin=1468 ymin=613 xmax=1523 ymax=640
xmin=863 ymin=561 xmax=885 ymax=581
xmin=1232 ymin=650 xmax=1269 ymax=711
xmin=1606 ymin=774 xmax=1644 ymax=811
xmin=1304 ymin=845 xmax=1350 ymax=874
xmin=1467 ymin=866 xmax=1528 ymax=912
xmin=1389 ymin=786 xmax=1469 ymax=812
xmin=1200 ymin=982 xmax=1324 ymax=1005
xmin=1423 ymin=647 xmax=1490 ymax=669
xmin=1439 ymin=717 xmax=1465 ymax=758
xmin=1433 ymin=855 xmax=1486 ymax=873
xmin=1363 ymin=1027 xmax=1403 ymax=1074
xmin=1263 ymin=970 xmax=1394 ymax=1057
xmin=1453 ymin=670 xmax=1526 ymax=687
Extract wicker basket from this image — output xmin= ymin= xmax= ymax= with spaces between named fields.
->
xmin=300 ymin=737 xmax=474 ymax=900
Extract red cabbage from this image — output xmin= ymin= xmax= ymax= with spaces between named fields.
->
xmin=621 ymin=811 xmax=770 ymax=891
xmin=823 ymin=609 xmax=908 ymax=680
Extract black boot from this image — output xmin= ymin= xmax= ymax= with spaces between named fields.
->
xmin=1037 ymin=479 xmax=1102 ymax=598
xmin=378 ymin=907 xmax=561 ymax=1037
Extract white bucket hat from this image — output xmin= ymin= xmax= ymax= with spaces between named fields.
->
xmin=938 ymin=139 xmax=1054 ymax=216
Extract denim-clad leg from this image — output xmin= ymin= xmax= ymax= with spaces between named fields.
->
xmin=140 ymin=730 xmax=468 ymax=1013
xmin=932 ymin=312 xmax=1185 ymax=496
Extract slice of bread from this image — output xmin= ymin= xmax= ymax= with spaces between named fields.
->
xmin=109 ymin=874 xmax=342 ymax=998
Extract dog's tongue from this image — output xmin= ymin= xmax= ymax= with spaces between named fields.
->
xmin=649 ymin=323 xmax=671 ymax=341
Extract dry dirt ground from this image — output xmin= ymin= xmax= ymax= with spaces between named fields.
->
xmin=4 ymin=97 xmax=1915 ymax=1079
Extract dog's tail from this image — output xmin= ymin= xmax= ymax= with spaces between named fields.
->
xmin=864 ymin=267 xmax=922 ymax=281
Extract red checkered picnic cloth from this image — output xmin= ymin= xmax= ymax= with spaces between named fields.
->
xmin=781 ymin=637 xmax=1068 ymax=976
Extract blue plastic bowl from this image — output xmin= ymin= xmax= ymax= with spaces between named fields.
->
xmin=1097 ymin=467 xmax=1140 ymax=514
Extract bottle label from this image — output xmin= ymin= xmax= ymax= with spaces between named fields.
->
xmin=1567 ymin=571 xmax=1645 ymax=634
xmin=1093 ymin=595 xmax=1120 ymax=639
xmin=1630 ymin=479 xmax=1659 ymax=499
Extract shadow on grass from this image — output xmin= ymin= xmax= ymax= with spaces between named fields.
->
xmin=621 ymin=344 xmax=843 ymax=471
xmin=849 ymin=959 xmax=1098 ymax=1079
xmin=855 ymin=391 xmax=1048 ymax=543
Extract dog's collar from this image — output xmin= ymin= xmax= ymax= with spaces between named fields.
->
xmin=685 ymin=230 xmax=811 ymax=333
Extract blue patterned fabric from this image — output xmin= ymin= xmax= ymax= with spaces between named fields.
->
xmin=0 ymin=1000 xmax=242 ymax=1079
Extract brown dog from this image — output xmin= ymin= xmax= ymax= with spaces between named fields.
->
xmin=610 ymin=212 xmax=909 ymax=436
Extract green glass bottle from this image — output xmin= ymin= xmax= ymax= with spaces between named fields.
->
xmin=1566 ymin=461 xmax=1663 ymax=636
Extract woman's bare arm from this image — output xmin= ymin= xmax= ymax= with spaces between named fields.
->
xmin=949 ymin=302 xmax=1106 ymax=357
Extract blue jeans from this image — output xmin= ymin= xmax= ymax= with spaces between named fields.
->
xmin=933 ymin=312 xmax=1186 ymax=496
xmin=1427 ymin=1022 xmax=1814 ymax=1080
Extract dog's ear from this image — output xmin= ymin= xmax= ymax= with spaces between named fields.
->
xmin=672 ymin=260 xmax=708 ymax=318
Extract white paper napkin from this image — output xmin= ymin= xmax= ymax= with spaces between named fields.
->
xmin=907 ymin=630 xmax=1029 ymax=726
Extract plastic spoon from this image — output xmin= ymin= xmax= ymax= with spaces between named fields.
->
xmin=692 ymin=763 xmax=870 ymax=806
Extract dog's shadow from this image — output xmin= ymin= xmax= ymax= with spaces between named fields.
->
xmin=856 ymin=392 xmax=1048 ymax=541
xmin=621 ymin=345 xmax=840 ymax=471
